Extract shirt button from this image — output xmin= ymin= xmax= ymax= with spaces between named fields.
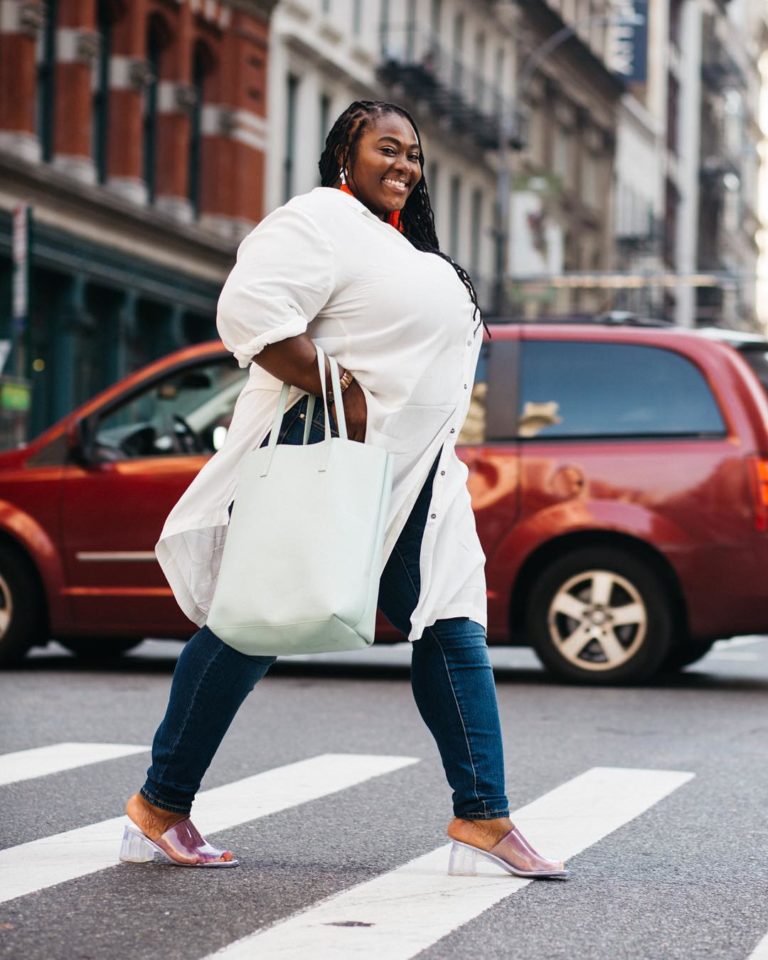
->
xmin=430 ymin=513 xmax=437 ymax=519
xmin=450 ymin=428 xmax=455 ymax=434
xmin=440 ymin=470 xmax=446 ymax=476
xmin=463 ymin=384 xmax=468 ymax=389
xmin=466 ymin=340 xmax=472 ymax=346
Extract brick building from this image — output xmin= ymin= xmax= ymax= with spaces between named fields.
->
xmin=0 ymin=0 xmax=276 ymax=438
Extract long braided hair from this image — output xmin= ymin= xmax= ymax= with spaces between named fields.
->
xmin=318 ymin=100 xmax=486 ymax=334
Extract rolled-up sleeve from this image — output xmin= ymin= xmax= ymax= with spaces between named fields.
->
xmin=216 ymin=206 xmax=336 ymax=368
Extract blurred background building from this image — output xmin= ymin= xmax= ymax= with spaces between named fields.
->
xmin=0 ymin=0 xmax=275 ymax=436
xmin=1 ymin=0 xmax=767 ymax=439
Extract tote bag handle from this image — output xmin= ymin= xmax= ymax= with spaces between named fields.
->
xmin=260 ymin=346 xmax=347 ymax=477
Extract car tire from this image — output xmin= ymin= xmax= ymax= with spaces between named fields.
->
xmin=60 ymin=637 xmax=144 ymax=661
xmin=0 ymin=542 xmax=48 ymax=666
xmin=526 ymin=547 xmax=674 ymax=685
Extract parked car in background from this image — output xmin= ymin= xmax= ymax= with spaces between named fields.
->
xmin=1 ymin=321 xmax=768 ymax=684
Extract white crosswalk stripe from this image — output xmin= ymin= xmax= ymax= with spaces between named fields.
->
xmin=747 ymin=932 xmax=768 ymax=959
xmin=0 ymin=753 xmax=417 ymax=905
xmin=208 ymin=766 xmax=694 ymax=960
xmin=0 ymin=742 xmax=148 ymax=787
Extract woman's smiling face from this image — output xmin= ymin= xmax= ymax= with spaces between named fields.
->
xmin=342 ymin=113 xmax=423 ymax=220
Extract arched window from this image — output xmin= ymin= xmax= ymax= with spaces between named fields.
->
xmin=143 ymin=14 xmax=170 ymax=203
xmin=36 ymin=0 xmax=57 ymax=162
xmin=188 ymin=40 xmax=216 ymax=218
xmin=92 ymin=0 xmax=121 ymax=183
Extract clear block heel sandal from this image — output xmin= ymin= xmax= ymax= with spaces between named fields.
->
xmin=448 ymin=827 xmax=568 ymax=880
xmin=119 ymin=819 xmax=239 ymax=868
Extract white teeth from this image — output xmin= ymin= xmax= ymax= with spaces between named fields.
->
xmin=383 ymin=178 xmax=408 ymax=190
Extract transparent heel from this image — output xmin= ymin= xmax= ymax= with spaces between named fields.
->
xmin=119 ymin=825 xmax=157 ymax=863
xmin=448 ymin=841 xmax=479 ymax=876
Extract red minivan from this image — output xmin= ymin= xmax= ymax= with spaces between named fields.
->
xmin=2 ymin=322 xmax=768 ymax=684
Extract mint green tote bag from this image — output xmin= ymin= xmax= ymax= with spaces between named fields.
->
xmin=207 ymin=347 xmax=393 ymax=656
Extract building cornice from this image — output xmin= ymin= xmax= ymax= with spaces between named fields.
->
xmin=223 ymin=0 xmax=280 ymax=22
xmin=0 ymin=150 xmax=237 ymax=284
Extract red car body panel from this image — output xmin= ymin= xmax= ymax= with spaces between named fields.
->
xmin=1 ymin=326 xmax=768 ymax=648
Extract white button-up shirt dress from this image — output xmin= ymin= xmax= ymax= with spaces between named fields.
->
xmin=156 ymin=187 xmax=487 ymax=641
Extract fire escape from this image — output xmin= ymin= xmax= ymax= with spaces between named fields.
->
xmin=376 ymin=24 xmax=510 ymax=151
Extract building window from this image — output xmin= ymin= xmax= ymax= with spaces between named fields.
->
xmin=189 ymin=41 xmax=215 ymax=218
xmin=319 ymin=91 xmax=332 ymax=174
xmin=669 ymin=0 xmax=683 ymax=50
xmin=552 ymin=124 xmax=570 ymax=185
xmin=406 ymin=0 xmax=417 ymax=60
xmin=473 ymin=32 xmax=486 ymax=109
xmin=92 ymin=0 xmax=115 ymax=184
xmin=451 ymin=13 xmax=464 ymax=92
xmin=663 ymin=177 xmax=679 ymax=269
xmin=470 ymin=187 xmax=483 ymax=274
xmin=430 ymin=0 xmax=442 ymax=40
xmin=283 ymin=73 xmax=299 ymax=202
xmin=493 ymin=46 xmax=505 ymax=118
xmin=427 ymin=160 xmax=439 ymax=215
xmin=666 ymin=73 xmax=679 ymax=156
xmin=36 ymin=0 xmax=57 ymax=162
xmin=143 ymin=14 xmax=169 ymax=204
xmin=352 ymin=0 xmax=363 ymax=36
xmin=581 ymin=150 xmax=599 ymax=209
xmin=380 ymin=0 xmax=390 ymax=55
xmin=449 ymin=174 xmax=461 ymax=257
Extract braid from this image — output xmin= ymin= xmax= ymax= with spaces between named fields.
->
xmin=319 ymin=100 xmax=487 ymax=335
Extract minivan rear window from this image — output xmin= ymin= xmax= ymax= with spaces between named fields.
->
xmin=519 ymin=341 xmax=726 ymax=439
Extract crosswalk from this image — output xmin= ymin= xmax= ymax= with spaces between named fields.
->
xmin=0 ymin=751 xmax=417 ymax=904
xmin=0 ymin=742 xmax=763 ymax=959
xmin=209 ymin=767 xmax=692 ymax=960
xmin=749 ymin=932 xmax=768 ymax=960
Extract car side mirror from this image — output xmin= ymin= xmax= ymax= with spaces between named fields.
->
xmin=70 ymin=417 xmax=97 ymax=467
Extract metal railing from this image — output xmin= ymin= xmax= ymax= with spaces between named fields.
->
xmin=377 ymin=25 xmax=512 ymax=149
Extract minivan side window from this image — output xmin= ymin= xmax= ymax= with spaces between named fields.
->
xmin=518 ymin=342 xmax=726 ymax=440
xmin=94 ymin=359 xmax=248 ymax=460
xmin=458 ymin=339 xmax=520 ymax=444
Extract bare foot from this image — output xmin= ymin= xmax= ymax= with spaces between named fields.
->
xmin=125 ymin=793 xmax=187 ymax=842
xmin=447 ymin=816 xmax=514 ymax=851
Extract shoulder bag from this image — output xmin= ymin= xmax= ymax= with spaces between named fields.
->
xmin=207 ymin=346 xmax=393 ymax=656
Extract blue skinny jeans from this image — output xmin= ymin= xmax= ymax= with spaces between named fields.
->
xmin=141 ymin=395 xmax=509 ymax=821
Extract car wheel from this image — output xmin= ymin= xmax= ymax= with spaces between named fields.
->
xmin=60 ymin=637 xmax=144 ymax=661
xmin=662 ymin=639 xmax=716 ymax=672
xmin=526 ymin=547 xmax=674 ymax=684
xmin=0 ymin=543 xmax=47 ymax=666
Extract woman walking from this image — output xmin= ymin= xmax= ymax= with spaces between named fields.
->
xmin=121 ymin=100 xmax=567 ymax=879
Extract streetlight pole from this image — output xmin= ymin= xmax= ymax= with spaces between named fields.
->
xmin=492 ymin=12 xmax=643 ymax=317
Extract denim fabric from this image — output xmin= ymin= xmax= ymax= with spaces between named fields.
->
xmin=141 ymin=396 xmax=508 ymax=820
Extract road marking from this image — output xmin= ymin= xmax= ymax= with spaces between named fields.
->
xmin=707 ymin=652 xmax=760 ymax=662
xmin=211 ymin=766 xmax=694 ymax=960
xmin=714 ymin=636 xmax=767 ymax=649
xmin=0 ymin=742 xmax=149 ymax=787
xmin=0 ymin=753 xmax=417 ymax=905
xmin=748 ymin=931 xmax=768 ymax=959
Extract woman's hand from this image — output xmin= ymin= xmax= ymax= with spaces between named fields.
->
xmin=336 ymin=379 xmax=367 ymax=443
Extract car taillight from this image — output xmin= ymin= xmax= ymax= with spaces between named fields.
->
xmin=748 ymin=456 xmax=768 ymax=531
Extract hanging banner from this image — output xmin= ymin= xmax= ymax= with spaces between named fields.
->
xmin=607 ymin=0 xmax=648 ymax=84
xmin=12 ymin=203 xmax=31 ymax=333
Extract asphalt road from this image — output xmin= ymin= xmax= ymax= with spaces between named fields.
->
xmin=1 ymin=636 xmax=767 ymax=960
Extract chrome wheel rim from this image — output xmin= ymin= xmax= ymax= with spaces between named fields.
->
xmin=547 ymin=569 xmax=647 ymax=672
xmin=0 ymin=573 xmax=12 ymax=639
